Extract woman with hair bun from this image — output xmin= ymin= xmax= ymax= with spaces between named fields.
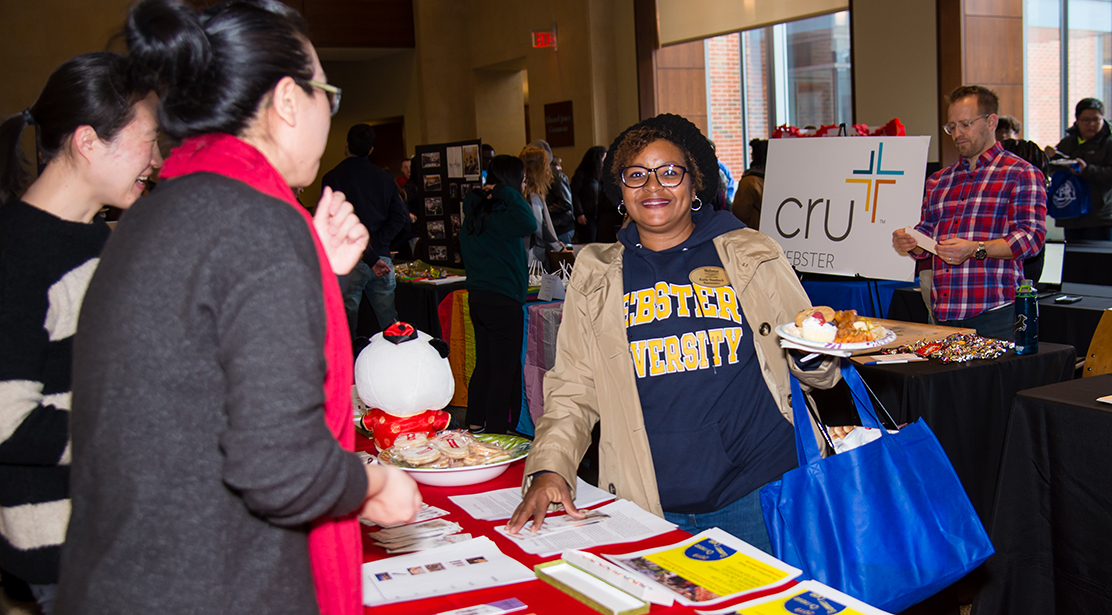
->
xmin=0 ymin=51 xmax=160 ymax=615
xmin=56 ymin=1 xmax=419 ymax=613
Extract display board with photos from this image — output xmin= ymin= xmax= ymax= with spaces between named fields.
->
xmin=413 ymin=139 xmax=482 ymax=267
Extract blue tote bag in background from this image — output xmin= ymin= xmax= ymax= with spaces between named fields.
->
xmin=1048 ymin=167 xmax=1091 ymax=219
xmin=760 ymin=364 xmax=994 ymax=612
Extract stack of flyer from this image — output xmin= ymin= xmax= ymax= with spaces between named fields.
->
xmin=362 ymin=536 xmax=535 ymax=606
xmin=697 ymin=581 xmax=893 ymax=615
xmin=534 ymin=528 xmax=892 ymax=615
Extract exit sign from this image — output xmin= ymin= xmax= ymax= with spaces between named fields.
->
xmin=532 ymin=30 xmax=557 ymax=49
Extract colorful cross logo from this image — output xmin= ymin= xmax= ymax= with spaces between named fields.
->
xmin=845 ymin=142 xmax=904 ymax=223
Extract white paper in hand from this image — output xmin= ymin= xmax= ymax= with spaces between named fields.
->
xmin=904 ymin=227 xmax=937 ymax=255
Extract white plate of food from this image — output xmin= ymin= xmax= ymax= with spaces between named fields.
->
xmin=776 ymin=307 xmax=896 ymax=352
xmin=775 ymin=323 xmax=896 ymax=352
xmin=377 ymin=432 xmax=531 ymax=487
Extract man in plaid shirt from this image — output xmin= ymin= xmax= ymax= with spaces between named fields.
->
xmin=894 ymin=85 xmax=1046 ymax=338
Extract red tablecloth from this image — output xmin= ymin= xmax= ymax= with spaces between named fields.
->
xmin=358 ymin=437 xmax=796 ymax=614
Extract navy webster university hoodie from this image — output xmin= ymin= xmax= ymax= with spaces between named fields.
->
xmin=619 ymin=209 xmax=797 ymax=514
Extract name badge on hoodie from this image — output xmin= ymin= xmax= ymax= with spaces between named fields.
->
xmin=689 ymin=266 xmax=729 ymax=288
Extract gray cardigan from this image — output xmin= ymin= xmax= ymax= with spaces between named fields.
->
xmin=57 ymin=174 xmax=367 ymax=614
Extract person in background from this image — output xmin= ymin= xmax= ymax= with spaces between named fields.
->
xmin=571 ymin=145 xmax=606 ymax=243
xmin=520 ymin=145 xmax=565 ymax=267
xmin=732 ymin=138 xmax=768 ymax=230
xmin=0 ymin=52 xmax=161 ymax=615
xmin=529 ymin=139 xmax=575 ymax=245
xmin=894 ymin=85 xmax=1045 ymax=338
xmin=460 ymin=156 xmax=536 ymax=435
xmin=996 ymin=115 xmax=1021 ymax=141
xmin=1044 ymin=98 xmax=1112 ymax=240
xmin=711 ymin=141 xmax=737 ymax=203
xmin=390 ymin=156 xmax=415 ymax=261
xmin=480 ymin=143 xmax=495 ymax=184
xmin=322 ymin=124 xmax=409 ymax=337
xmin=507 ymin=114 xmax=839 ymax=552
xmin=56 ymin=1 xmax=420 ymax=613
xmin=551 ymin=154 xmax=576 ymax=243
xmin=395 ymin=157 xmax=410 ymax=189
xmin=996 ymin=115 xmax=1049 ymax=284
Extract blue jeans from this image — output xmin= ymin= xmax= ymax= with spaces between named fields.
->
xmin=30 ymin=582 xmax=56 ymax=615
xmin=663 ymin=487 xmax=773 ymax=555
xmin=344 ymin=258 xmax=397 ymax=338
xmin=939 ymin=303 xmax=1014 ymax=340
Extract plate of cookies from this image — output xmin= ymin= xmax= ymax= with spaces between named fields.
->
xmin=776 ymin=306 xmax=896 ymax=352
xmin=377 ymin=430 xmax=531 ymax=487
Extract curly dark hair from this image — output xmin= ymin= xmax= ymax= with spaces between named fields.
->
xmin=602 ymin=113 xmax=719 ymax=208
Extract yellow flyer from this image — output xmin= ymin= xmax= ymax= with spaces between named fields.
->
xmin=604 ymin=528 xmax=800 ymax=606
xmin=695 ymin=580 xmax=892 ymax=615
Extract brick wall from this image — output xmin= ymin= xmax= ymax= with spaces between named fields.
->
xmin=1026 ymin=26 xmax=1100 ymax=149
xmin=706 ymin=32 xmax=748 ymax=177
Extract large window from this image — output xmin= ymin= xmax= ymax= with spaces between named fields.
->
xmin=704 ymin=11 xmax=852 ymax=175
xmin=1026 ymin=0 xmax=1112 ymax=148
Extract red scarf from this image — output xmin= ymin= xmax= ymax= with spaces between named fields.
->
xmin=161 ymin=134 xmax=360 ymax=615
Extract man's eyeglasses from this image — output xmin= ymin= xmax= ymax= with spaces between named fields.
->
xmin=307 ymin=80 xmax=342 ymax=117
xmin=620 ymin=164 xmax=688 ymax=188
xmin=943 ymin=114 xmax=990 ymax=135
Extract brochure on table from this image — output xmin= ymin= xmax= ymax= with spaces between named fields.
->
xmin=495 ymin=499 xmax=677 ymax=557
xmin=695 ymin=580 xmax=893 ymax=615
xmin=449 ymin=477 xmax=615 ymax=521
xmin=603 ymin=528 xmax=800 ymax=606
xmin=362 ymin=536 xmax=534 ymax=606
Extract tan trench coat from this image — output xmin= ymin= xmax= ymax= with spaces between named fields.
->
xmin=523 ymin=228 xmax=840 ymax=517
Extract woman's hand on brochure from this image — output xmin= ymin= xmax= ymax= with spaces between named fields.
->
xmin=506 ymin=472 xmax=585 ymax=534
xmin=360 ymin=464 xmax=422 ymax=527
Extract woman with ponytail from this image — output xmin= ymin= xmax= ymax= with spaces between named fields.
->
xmin=0 ymin=52 xmax=160 ymax=615
xmin=56 ymin=1 xmax=420 ymax=613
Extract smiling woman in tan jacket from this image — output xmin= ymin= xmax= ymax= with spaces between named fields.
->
xmin=508 ymin=114 xmax=839 ymax=553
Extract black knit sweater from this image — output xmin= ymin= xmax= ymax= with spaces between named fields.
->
xmin=0 ymin=200 xmax=110 ymax=584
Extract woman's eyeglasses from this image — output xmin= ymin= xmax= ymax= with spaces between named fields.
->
xmin=307 ymin=80 xmax=342 ymax=116
xmin=620 ymin=164 xmax=688 ymax=188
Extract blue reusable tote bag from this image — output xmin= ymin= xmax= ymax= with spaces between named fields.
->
xmin=1047 ymin=168 xmax=1091 ymax=219
xmin=760 ymin=364 xmax=994 ymax=612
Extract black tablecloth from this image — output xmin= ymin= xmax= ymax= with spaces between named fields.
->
xmin=886 ymin=286 xmax=931 ymax=323
xmin=812 ymin=343 xmax=1077 ymax=527
xmin=395 ymin=280 xmax=464 ymax=338
xmin=357 ymin=280 xmax=465 ymax=339
xmin=888 ymin=286 xmax=1112 ymax=357
xmin=1038 ymin=294 xmax=1112 ymax=357
xmin=972 ymin=374 xmax=1112 ymax=613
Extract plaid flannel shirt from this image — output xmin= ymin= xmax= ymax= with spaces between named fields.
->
xmin=915 ymin=142 xmax=1046 ymax=322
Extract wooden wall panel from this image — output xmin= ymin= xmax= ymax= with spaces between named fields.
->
xmin=991 ymin=84 xmax=1024 ymax=119
xmin=965 ymin=0 xmax=1022 ymax=17
xmin=964 ymin=16 xmax=1023 ymax=84
xmin=636 ymin=0 xmax=660 ymax=119
xmin=937 ymin=0 xmax=964 ymax=166
xmin=655 ymin=40 xmax=707 ymax=136
xmin=656 ymin=40 xmax=705 ymax=68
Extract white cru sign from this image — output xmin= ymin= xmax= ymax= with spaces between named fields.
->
xmin=761 ymin=136 xmax=930 ymax=282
